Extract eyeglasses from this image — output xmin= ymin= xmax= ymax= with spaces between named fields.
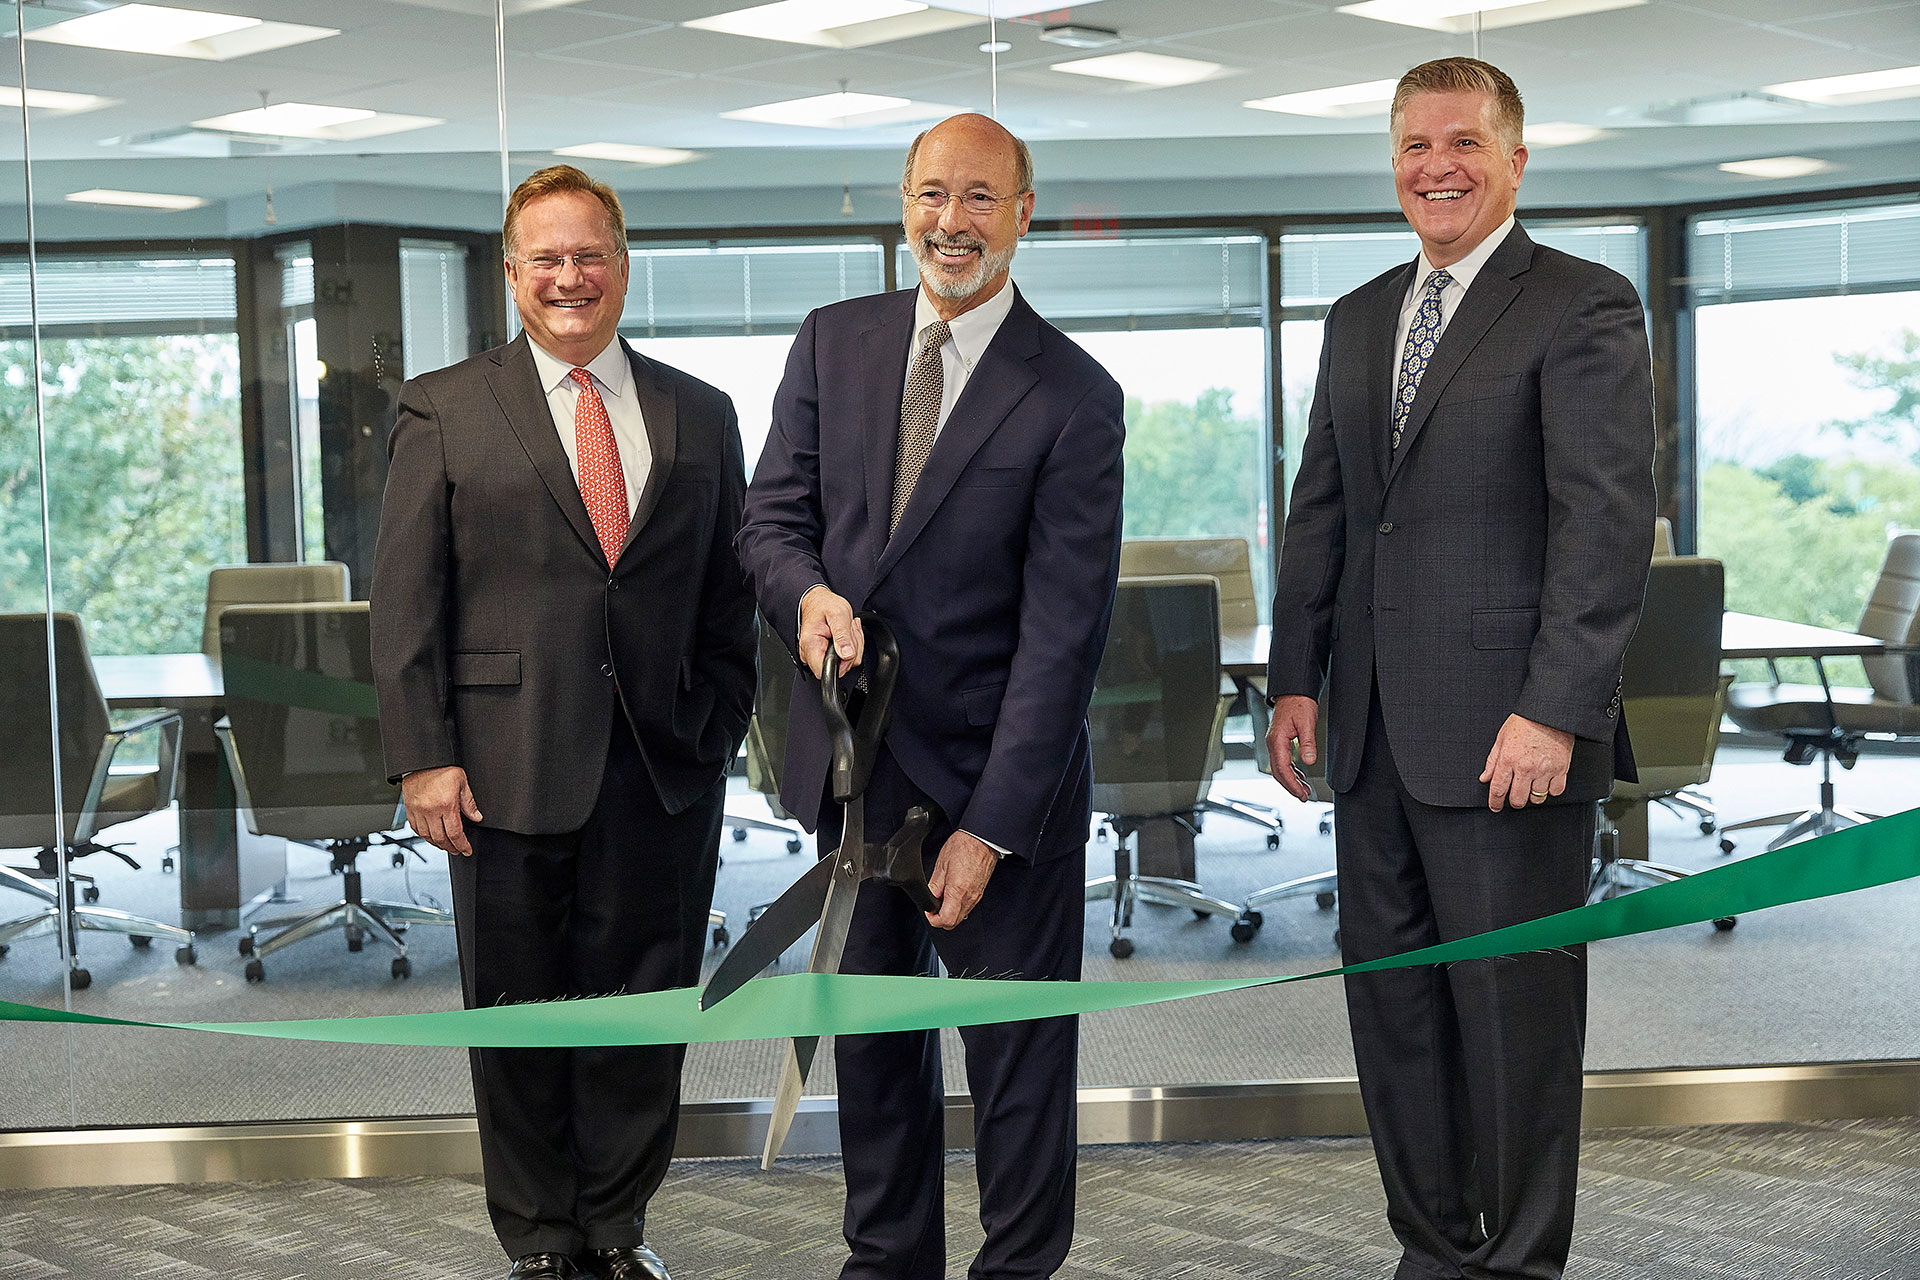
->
xmin=513 ymin=250 xmax=618 ymax=276
xmin=903 ymin=188 xmax=1024 ymax=216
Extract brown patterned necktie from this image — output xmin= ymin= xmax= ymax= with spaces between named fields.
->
xmin=891 ymin=319 xmax=950 ymax=534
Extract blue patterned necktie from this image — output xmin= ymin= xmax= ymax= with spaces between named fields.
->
xmin=1391 ymin=268 xmax=1454 ymax=452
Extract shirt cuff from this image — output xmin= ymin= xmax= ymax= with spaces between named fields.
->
xmin=963 ymin=828 xmax=1015 ymax=860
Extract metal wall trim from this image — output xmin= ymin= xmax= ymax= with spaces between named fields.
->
xmin=4 ymin=1061 xmax=1915 ymax=1190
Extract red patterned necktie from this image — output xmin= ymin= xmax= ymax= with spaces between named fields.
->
xmin=569 ymin=367 xmax=629 ymax=565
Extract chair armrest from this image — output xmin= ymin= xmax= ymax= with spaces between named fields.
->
xmin=211 ymin=716 xmax=265 ymax=836
xmin=74 ymin=709 xmax=184 ymax=840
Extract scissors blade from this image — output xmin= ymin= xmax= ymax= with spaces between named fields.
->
xmin=761 ymin=799 xmax=865 ymax=1166
xmin=700 ymin=852 xmax=836 ymax=1010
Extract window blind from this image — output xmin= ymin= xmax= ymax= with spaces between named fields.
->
xmin=622 ymin=242 xmax=885 ymax=337
xmin=1689 ymin=199 xmax=1920 ymax=304
xmin=0 ymin=256 xmax=237 ymax=335
xmin=894 ymin=233 xmax=1266 ymax=330
xmin=400 ymin=239 xmax=472 ymax=379
xmin=277 ymin=243 xmax=314 ymax=310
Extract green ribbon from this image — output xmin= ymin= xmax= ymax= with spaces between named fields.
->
xmin=5 ymin=806 xmax=1916 ymax=1048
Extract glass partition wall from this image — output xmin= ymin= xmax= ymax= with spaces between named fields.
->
xmin=3 ymin=0 xmax=1918 ymax=1143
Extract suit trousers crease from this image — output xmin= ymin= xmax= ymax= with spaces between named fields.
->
xmin=451 ymin=715 xmax=723 ymax=1259
xmin=823 ymin=745 xmax=1083 ymax=1280
xmin=1334 ymin=689 xmax=1591 ymax=1280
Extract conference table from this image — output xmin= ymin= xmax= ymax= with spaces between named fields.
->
xmin=93 ymin=653 xmax=285 ymax=932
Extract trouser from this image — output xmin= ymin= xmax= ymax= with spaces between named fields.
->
xmin=823 ymin=746 xmax=1084 ymax=1280
xmin=452 ymin=717 xmax=723 ymax=1258
xmin=1334 ymin=690 xmax=1592 ymax=1280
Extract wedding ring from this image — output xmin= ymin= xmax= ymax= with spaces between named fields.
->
xmin=1529 ymin=789 xmax=1548 ymax=800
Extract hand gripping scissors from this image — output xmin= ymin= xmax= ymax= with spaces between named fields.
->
xmin=699 ymin=612 xmax=942 ymax=1167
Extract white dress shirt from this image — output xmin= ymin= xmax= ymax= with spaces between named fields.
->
xmin=526 ymin=334 xmax=652 ymax=514
xmin=907 ymin=277 xmax=1017 ymax=441
xmin=1392 ymin=215 xmax=1517 ymax=366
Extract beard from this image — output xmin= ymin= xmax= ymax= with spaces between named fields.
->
xmin=909 ymin=231 xmax=1016 ymax=301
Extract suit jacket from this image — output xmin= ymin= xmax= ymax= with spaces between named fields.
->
xmin=736 ymin=286 xmax=1125 ymax=864
xmin=1267 ymin=223 xmax=1654 ymax=807
xmin=371 ymin=333 xmax=758 ymax=834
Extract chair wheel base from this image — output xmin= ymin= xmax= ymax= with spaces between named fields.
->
xmin=1230 ymin=914 xmax=1259 ymax=943
xmin=82 ymin=886 xmax=100 ymax=904
xmin=176 ymin=945 xmax=197 ymax=966
xmin=1316 ymin=891 xmax=1337 ymax=911
xmin=345 ymin=925 xmax=364 ymax=952
xmin=1266 ymin=834 xmax=1280 ymax=850
xmin=712 ymin=926 xmax=729 ymax=948
xmin=391 ymin=956 xmax=411 ymax=979
xmin=1719 ymin=838 xmax=1736 ymax=855
xmin=1713 ymin=916 xmax=1737 ymax=931
xmin=1318 ymin=818 xmax=1333 ymax=836
xmin=0 ymin=944 xmax=9 ymax=960
xmin=731 ymin=828 xmax=748 ymax=842
xmin=1698 ymin=820 xmax=1716 ymax=836
xmin=245 ymin=958 xmax=265 ymax=983
xmin=237 ymin=933 xmax=255 ymax=956
xmin=161 ymin=856 xmax=175 ymax=873
xmin=130 ymin=934 xmax=152 ymax=948
xmin=786 ymin=838 xmax=803 ymax=854
xmin=70 ymin=968 xmax=91 ymax=990
xmin=1109 ymin=937 xmax=1134 ymax=959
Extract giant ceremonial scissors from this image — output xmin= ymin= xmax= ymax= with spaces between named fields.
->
xmin=700 ymin=612 xmax=941 ymax=1167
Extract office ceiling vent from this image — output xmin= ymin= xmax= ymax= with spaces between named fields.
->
xmin=1039 ymin=23 xmax=1121 ymax=49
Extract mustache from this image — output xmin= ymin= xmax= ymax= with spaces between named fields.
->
xmin=921 ymin=232 xmax=985 ymax=251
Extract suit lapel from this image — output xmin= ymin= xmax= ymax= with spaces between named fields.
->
xmin=859 ymin=292 xmax=917 ymax=575
xmin=873 ymin=288 xmax=1042 ymax=586
xmin=487 ymin=334 xmax=602 ymax=561
xmin=1386 ymin=224 xmax=1532 ymax=487
xmin=620 ymin=340 xmax=678 ymax=562
xmin=1365 ymin=261 xmax=1417 ymax=489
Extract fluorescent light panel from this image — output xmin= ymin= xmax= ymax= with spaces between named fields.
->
xmin=1338 ymin=0 xmax=1643 ymax=33
xmin=684 ymin=0 xmax=976 ymax=48
xmin=26 ymin=4 xmax=338 ymax=61
xmin=1051 ymin=52 xmax=1227 ymax=88
xmin=1718 ymin=156 xmax=1836 ymax=180
xmin=723 ymin=90 xmax=947 ymax=128
xmin=66 ymin=188 xmax=208 ymax=211
xmin=1767 ymin=65 xmax=1920 ymax=106
xmin=0 ymin=86 xmax=119 ymax=114
xmin=554 ymin=143 xmax=702 ymax=167
xmin=1245 ymin=78 xmax=1399 ymax=118
xmin=192 ymin=102 xmax=443 ymax=141
xmin=1525 ymin=121 xmax=1606 ymax=147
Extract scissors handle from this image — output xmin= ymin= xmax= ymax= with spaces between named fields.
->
xmin=874 ymin=805 xmax=943 ymax=915
xmin=820 ymin=612 xmax=901 ymax=803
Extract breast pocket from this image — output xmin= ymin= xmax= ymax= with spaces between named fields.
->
xmin=1441 ymin=373 xmax=1522 ymax=407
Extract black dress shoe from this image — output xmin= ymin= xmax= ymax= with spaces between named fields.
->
xmin=507 ymin=1253 xmax=580 ymax=1279
xmin=584 ymin=1244 xmax=671 ymax=1280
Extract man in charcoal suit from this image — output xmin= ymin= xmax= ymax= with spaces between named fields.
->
xmin=1265 ymin=58 xmax=1655 ymax=1280
xmin=735 ymin=113 xmax=1125 ymax=1280
xmin=371 ymin=165 xmax=756 ymax=1280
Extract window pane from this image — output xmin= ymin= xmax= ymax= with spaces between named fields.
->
xmin=1696 ymin=291 xmax=1920 ymax=650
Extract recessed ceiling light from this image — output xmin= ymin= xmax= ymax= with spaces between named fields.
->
xmin=723 ymin=91 xmax=941 ymax=128
xmin=684 ymin=0 xmax=974 ymax=48
xmin=0 ymin=86 xmax=119 ymax=115
xmin=1244 ymin=79 xmax=1399 ymax=118
xmin=1039 ymin=24 xmax=1121 ymax=49
xmin=192 ymin=102 xmax=443 ymax=141
xmin=554 ymin=143 xmax=702 ymax=167
xmin=26 ymin=4 xmax=338 ymax=62
xmin=1767 ymin=65 xmax=1920 ymax=107
xmin=1338 ymin=0 xmax=1643 ymax=32
xmin=1525 ymin=122 xmax=1607 ymax=147
xmin=1718 ymin=156 xmax=1837 ymax=180
xmin=1051 ymin=52 xmax=1227 ymax=88
xmin=66 ymin=188 xmax=208 ymax=211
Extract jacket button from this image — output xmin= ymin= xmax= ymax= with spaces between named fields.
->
xmin=1365 ymin=604 xmax=1374 ymax=616
xmin=608 ymin=578 xmax=620 ymax=591
xmin=1378 ymin=522 xmax=1394 ymax=534
xmin=601 ymin=663 xmax=614 ymax=677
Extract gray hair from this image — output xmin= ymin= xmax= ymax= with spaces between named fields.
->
xmin=901 ymin=118 xmax=1034 ymax=194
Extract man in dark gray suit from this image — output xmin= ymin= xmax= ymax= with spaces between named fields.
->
xmin=1264 ymin=58 xmax=1654 ymax=1280
xmin=371 ymin=165 xmax=756 ymax=1280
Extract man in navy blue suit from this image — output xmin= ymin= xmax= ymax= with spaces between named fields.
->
xmin=736 ymin=112 xmax=1125 ymax=1280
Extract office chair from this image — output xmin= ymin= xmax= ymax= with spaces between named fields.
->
xmin=1084 ymin=575 xmax=1258 ymax=958
xmin=200 ymin=561 xmax=351 ymax=663
xmin=1722 ymin=532 xmax=1920 ymax=851
xmin=0 ymin=613 xmax=198 ymax=987
xmin=215 ymin=602 xmax=452 ymax=981
xmin=1118 ymin=537 xmax=1284 ymax=847
xmin=1589 ymin=558 xmax=1737 ymax=930
xmin=1242 ymin=692 xmax=1339 ymax=937
xmin=727 ymin=623 xmax=805 ymax=857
